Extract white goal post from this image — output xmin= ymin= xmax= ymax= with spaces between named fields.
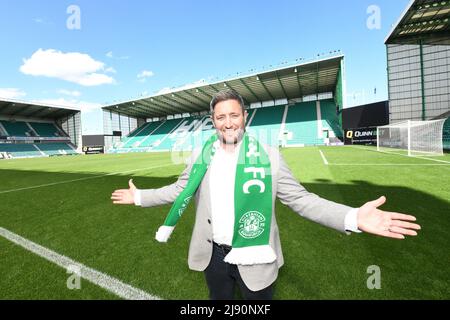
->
xmin=377 ymin=119 xmax=446 ymax=156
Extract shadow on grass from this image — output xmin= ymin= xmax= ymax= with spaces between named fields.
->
xmin=0 ymin=168 xmax=448 ymax=300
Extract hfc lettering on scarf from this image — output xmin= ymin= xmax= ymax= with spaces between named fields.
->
xmin=243 ymin=167 xmax=265 ymax=193
xmin=243 ymin=138 xmax=265 ymax=194
xmin=246 ymin=138 xmax=260 ymax=158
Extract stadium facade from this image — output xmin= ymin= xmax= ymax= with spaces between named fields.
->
xmin=385 ymin=0 xmax=450 ymax=123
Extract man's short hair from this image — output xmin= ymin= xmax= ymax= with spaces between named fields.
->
xmin=210 ymin=89 xmax=245 ymax=114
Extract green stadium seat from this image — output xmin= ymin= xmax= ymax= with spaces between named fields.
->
xmin=122 ymin=121 xmax=162 ymax=148
xmin=138 ymin=118 xmax=185 ymax=148
xmin=247 ymin=105 xmax=285 ymax=146
xmin=36 ymin=143 xmax=78 ymax=156
xmin=0 ymin=143 xmax=42 ymax=158
xmin=284 ymin=101 xmax=323 ymax=146
xmin=108 ymin=100 xmax=344 ymax=153
xmin=29 ymin=122 xmax=62 ymax=137
xmin=319 ymin=99 xmax=343 ymax=140
xmin=0 ymin=120 xmax=35 ymax=137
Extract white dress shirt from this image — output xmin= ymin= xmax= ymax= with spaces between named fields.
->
xmin=135 ymin=144 xmax=362 ymax=243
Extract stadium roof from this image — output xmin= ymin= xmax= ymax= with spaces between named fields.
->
xmin=0 ymin=99 xmax=79 ymax=120
xmin=385 ymin=0 xmax=450 ymax=45
xmin=103 ymin=55 xmax=344 ymax=119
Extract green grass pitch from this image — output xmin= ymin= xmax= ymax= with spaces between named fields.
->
xmin=0 ymin=146 xmax=449 ymax=299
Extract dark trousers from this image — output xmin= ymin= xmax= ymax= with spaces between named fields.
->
xmin=204 ymin=242 xmax=274 ymax=300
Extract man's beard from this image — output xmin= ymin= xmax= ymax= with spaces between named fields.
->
xmin=218 ymin=128 xmax=245 ymax=145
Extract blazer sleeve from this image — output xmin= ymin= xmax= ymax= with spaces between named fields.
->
xmin=276 ymin=151 xmax=353 ymax=233
xmin=139 ymin=152 xmax=196 ymax=208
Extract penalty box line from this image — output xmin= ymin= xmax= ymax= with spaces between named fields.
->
xmin=0 ymin=163 xmax=176 ymax=195
xmin=320 ymin=146 xmax=450 ymax=166
xmin=318 ymin=149 xmax=329 ymax=165
xmin=0 ymin=226 xmax=161 ymax=300
xmin=328 ymin=163 xmax=450 ymax=166
xmin=350 ymin=145 xmax=450 ymax=164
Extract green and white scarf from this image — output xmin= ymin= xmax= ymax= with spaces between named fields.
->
xmin=155 ymin=132 xmax=276 ymax=265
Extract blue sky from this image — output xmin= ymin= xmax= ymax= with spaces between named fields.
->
xmin=0 ymin=0 xmax=410 ymax=134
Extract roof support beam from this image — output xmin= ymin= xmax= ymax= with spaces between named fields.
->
xmin=316 ymin=63 xmax=320 ymax=98
xmin=171 ymin=92 xmax=204 ymax=112
xmin=0 ymin=102 xmax=15 ymax=115
xmin=23 ymin=107 xmax=49 ymax=118
xmin=275 ymin=71 xmax=289 ymax=100
xmin=137 ymin=99 xmax=169 ymax=116
xmin=184 ymin=90 xmax=210 ymax=106
xmin=157 ymin=96 xmax=192 ymax=114
xmin=223 ymin=81 xmax=250 ymax=106
xmin=131 ymin=103 xmax=160 ymax=117
xmin=208 ymin=84 xmax=221 ymax=94
xmin=295 ymin=68 xmax=303 ymax=98
xmin=195 ymin=87 xmax=214 ymax=102
xmin=258 ymin=79 xmax=275 ymax=101
xmin=239 ymin=78 xmax=261 ymax=102
xmin=141 ymin=99 xmax=175 ymax=116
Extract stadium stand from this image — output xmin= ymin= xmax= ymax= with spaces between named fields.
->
xmin=247 ymin=105 xmax=285 ymax=146
xmin=0 ymin=119 xmax=79 ymax=159
xmin=0 ymin=120 xmax=67 ymax=138
xmin=0 ymin=143 xmax=42 ymax=158
xmin=103 ymin=54 xmax=346 ymax=153
xmin=29 ymin=122 xmax=63 ymax=137
xmin=0 ymin=142 xmax=77 ymax=158
xmin=121 ymin=121 xmax=161 ymax=148
xmin=145 ymin=118 xmax=188 ymax=150
xmin=107 ymin=98 xmax=343 ymax=153
xmin=35 ymin=143 xmax=78 ymax=156
xmin=0 ymin=99 xmax=81 ymax=160
xmin=0 ymin=120 xmax=35 ymax=137
xmin=0 ymin=141 xmax=77 ymax=158
xmin=320 ymin=99 xmax=343 ymax=139
xmin=284 ymin=101 xmax=322 ymax=146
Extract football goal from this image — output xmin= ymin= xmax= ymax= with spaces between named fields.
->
xmin=377 ymin=119 xmax=446 ymax=156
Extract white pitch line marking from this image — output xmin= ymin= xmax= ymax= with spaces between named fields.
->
xmin=0 ymin=163 xmax=175 ymax=195
xmin=351 ymin=146 xmax=450 ymax=164
xmin=413 ymin=156 xmax=450 ymax=164
xmin=319 ymin=149 xmax=329 ymax=165
xmin=0 ymin=227 xmax=161 ymax=300
xmin=329 ymin=163 xmax=449 ymax=166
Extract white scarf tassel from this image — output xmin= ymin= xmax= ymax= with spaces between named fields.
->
xmin=223 ymin=245 xmax=276 ymax=265
xmin=155 ymin=225 xmax=175 ymax=242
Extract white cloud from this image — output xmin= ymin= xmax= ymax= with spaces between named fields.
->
xmin=57 ymin=89 xmax=81 ymax=97
xmin=20 ymin=49 xmax=115 ymax=86
xmin=105 ymin=67 xmax=116 ymax=73
xmin=137 ymin=70 xmax=154 ymax=82
xmin=34 ymin=98 xmax=102 ymax=113
xmin=0 ymin=88 xmax=26 ymax=99
xmin=106 ymin=51 xmax=129 ymax=60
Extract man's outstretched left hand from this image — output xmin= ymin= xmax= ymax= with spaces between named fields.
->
xmin=357 ymin=196 xmax=421 ymax=239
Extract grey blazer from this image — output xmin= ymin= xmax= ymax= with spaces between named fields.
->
xmin=140 ymin=145 xmax=353 ymax=291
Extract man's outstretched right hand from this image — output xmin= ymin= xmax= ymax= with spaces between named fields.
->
xmin=111 ymin=179 xmax=136 ymax=204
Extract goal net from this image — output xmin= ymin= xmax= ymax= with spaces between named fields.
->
xmin=377 ymin=119 xmax=446 ymax=156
